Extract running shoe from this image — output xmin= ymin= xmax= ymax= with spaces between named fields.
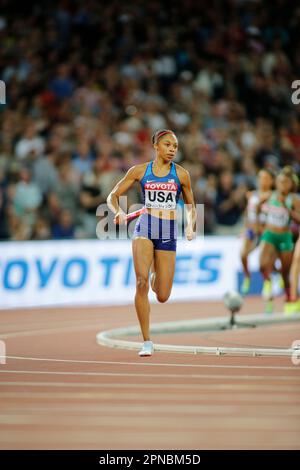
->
xmin=278 ymin=274 xmax=285 ymax=290
xmin=264 ymin=300 xmax=274 ymax=314
xmin=262 ymin=279 xmax=273 ymax=301
xmin=241 ymin=277 xmax=250 ymax=295
xmin=284 ymin=300 xmax=300 ymax=315
xmin=138 ymin=341 xmax=154 ymax=357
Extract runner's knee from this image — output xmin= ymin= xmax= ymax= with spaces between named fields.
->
xmin=136 ymin=276 xmax=149 ymax=293
xmin=156 ymin=291 xmax=170 ymax=303
xmin=260 ymin=260 xmax=270 ymax=274
xmin=259 ymin=256 xmax=273 ymax=272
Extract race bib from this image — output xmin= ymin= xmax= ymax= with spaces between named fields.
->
xmin=144 ymin=182 xmax=178 ymax=210
xmin=266 ymin=206 xmax=289 ymax=227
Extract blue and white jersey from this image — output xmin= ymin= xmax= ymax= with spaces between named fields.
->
xmin=140 ymin=161 xmax=182 ymax=210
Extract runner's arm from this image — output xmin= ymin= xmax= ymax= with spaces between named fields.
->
xmin=289 ymin=196 xmax=300 ymax=224
xmin=107 ymin=166 xmax=141 ymax=223
xmin=179 ymin=168 xmax=197 ymax=239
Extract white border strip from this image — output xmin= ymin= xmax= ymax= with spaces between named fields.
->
xmin=96 ymin=312 xmax=300 ymax=357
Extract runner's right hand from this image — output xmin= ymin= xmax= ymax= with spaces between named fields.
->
xmin=114 ymin=210 xmax=127 ymax=225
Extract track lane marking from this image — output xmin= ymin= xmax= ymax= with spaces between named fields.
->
xmin=0 ymin=355 xmax=297 ymax=370
xmin=1 ymin=370 xmax=299 ymax=381
xmin=1 ymin=381 xmax=299 ymax=390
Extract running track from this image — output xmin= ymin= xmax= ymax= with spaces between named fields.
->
xmin=0 ymin=297 xmax=299 ymax=449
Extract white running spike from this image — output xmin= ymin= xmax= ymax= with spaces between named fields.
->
xmin=139 ymin=341 xmax=154 ymax=357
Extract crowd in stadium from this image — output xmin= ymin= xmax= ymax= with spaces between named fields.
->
xmin=0 ymin=0 xmax=300 ymax=240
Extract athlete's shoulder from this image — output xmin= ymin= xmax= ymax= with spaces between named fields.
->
xmin=174 ymin=162 xmax=188 ymax=173
xmin=126 ymin=162 xmax=148 ymax=180
xmin=174 ymin=162 xmax=190 ymax=177
xmin=174 ymin=163 xmax=190 ymax=181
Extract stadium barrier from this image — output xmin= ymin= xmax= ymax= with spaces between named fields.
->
xmin=0 ymin=237 xmax=280 ymax=309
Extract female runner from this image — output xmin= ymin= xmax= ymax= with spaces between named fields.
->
xmin=259 ymin=167 xmax=300 ymax=310
xmin=107 ymin=129 xmax=196 ymax=356
xmin=240 ymin=169 xmax=275 ymax=295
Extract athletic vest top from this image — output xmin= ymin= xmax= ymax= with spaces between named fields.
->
xmin=265 ymin=191 xmax=293 ymax=228
xmin=247 ymin=191 xmax=267 ymax=224
xmin=140 ymin=161 xmax=182 ymax=210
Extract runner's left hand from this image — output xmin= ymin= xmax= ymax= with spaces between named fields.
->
xmin=185 ymin=226 xmax=195 ymax=241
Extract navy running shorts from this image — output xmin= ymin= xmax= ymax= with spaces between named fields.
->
xmin=133 ymin=213 xmax=177 ymax=251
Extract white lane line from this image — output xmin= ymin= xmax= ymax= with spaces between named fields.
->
xmin=0 ymin=355 xmax=297 ymax=370
xmin=1 ymin=381 xmax=299 ymax=391
xmin=0 ymin=370 xmax=299 ymax=381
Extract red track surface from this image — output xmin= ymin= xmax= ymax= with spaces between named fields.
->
xmin=0 ymin=297 xmax=299 ymax=449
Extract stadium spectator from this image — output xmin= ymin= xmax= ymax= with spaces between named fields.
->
xmin=0 ymin=0 xmax=299 ymax=240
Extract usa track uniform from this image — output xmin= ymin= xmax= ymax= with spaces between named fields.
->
xmin=133 ymin=161 xmax=182 ymax=251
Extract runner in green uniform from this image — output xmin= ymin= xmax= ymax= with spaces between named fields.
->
xmin=285 ymin=227 xmax=300 ymax=314
xmin=284 ymin=173 xmax=300 ymax=314
xmin=259 ymin=167 xmax=300 ymax=311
